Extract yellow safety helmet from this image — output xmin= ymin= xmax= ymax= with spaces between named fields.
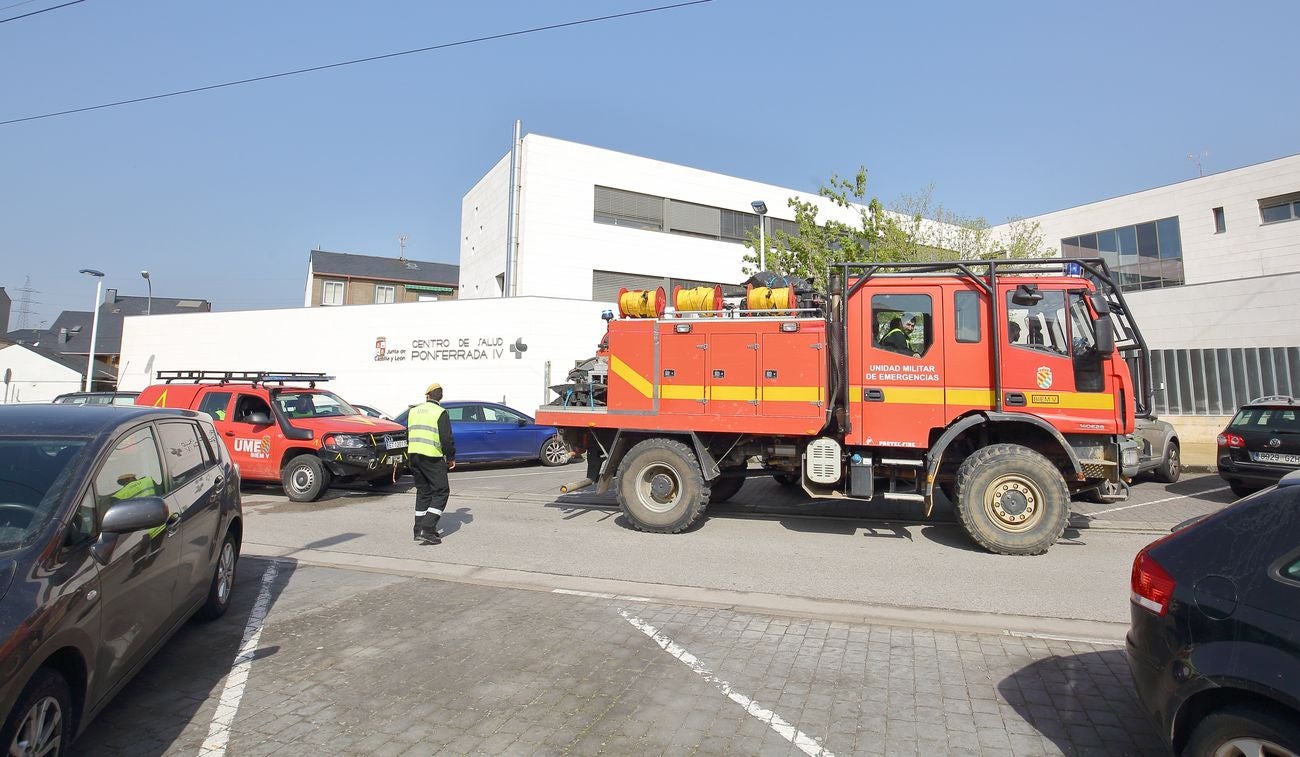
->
xmin=425 ymin=382 xmax=442 ymax=395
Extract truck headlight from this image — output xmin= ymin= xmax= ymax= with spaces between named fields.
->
xmin=326 ymin=434 xmax=366 ymax=449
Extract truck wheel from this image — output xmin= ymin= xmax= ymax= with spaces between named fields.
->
xmin=954 ymin=444 xmax=1069 ymax=556
xmin=707 ymin=475 xmax=745 ymax=504
xmin=539 ymin=436 xmax=570 ymax=467
xmin=616 ymin=438 xmax=708 ymax=533
xmin=1153 ymin=441 xmax=1180 ymax=483
xmin=282 ymin=455 xmax=331 ymax=502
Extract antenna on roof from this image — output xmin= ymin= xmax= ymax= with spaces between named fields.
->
xmin=1186 ymin=149 xmax=1209 ymax=177
xmin=398 ymin=234 xmax=409 ymax=262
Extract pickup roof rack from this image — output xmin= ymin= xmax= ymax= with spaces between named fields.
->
xmin=155 ymin=370 xmax=334 ymax=387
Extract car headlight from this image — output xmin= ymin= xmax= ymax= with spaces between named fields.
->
xmin=1122 ymin=446 xmax=1140 ymax=467
xmin=326 ymin=434 xmax=366 ymax=449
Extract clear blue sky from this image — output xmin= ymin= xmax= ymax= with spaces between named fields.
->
xmin=4 ymin=0 xmax=1297 ymax=329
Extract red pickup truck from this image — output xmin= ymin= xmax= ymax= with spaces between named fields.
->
xmin=137 ymin=370 xmax=407 ymax=501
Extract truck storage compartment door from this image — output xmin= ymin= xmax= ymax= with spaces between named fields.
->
xmin=658 ymin=323 xmax=706 ymax=415
xmin=706 ymin=332 xmax=758 ymax=417
xmin=761 ymin=329 xmax=824 ymax=418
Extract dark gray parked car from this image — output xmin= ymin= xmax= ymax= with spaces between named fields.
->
xmin=1086 ymin=416 xmax=1181 ymax=502
xmin=0 ymin=405 xmax=243 ymax=756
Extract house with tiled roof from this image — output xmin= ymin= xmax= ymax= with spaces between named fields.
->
xmin=304 ymin=250 xmax=459 ymax=307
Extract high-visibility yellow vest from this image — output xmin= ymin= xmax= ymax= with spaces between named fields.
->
xmin=112 ymin=476 xmax=157 ymax=500
xmin=407 ymin=402 xmax=446 ymax=457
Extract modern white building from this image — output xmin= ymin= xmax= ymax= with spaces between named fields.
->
xmin=459 ymin=134 xmax=1300 ymax=462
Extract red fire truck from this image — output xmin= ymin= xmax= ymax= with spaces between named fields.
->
xmin=536 ymin=259 xmax=1153 ymax=555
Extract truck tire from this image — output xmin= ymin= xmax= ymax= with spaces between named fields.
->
xmin=282 ymin=454 xmax=331 ymax=502
xmin=616 ymin=438 xmax=708 ymax=533
xmin=1153 ymin=440 xmax=1181 ymax=484
xmin=954 ymin=444 xmax=1069 ymax=556
xmin=707 ymin=475 xmax=745 ymax=504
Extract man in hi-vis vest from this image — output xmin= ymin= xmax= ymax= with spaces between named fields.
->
xmin=406 ymin=382 xmax=456 ymax=544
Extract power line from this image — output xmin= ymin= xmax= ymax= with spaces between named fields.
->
xmin=1 ymin=0 xmax=713 ymax=127
xmin=0 ymin=0 xmax=84 ymax=24
xmin=0 ymin=0 xmax=44 ymax=13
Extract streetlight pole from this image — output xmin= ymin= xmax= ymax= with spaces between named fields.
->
xmin=751 ymin=200 xmax=768 ymax=272
xmin=141 ymin=270 xmax=151 ymax=315
xmin=80 ymin=269 xmax=105 ymax=392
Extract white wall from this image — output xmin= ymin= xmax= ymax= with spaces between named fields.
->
xmin=0 ymin=345 xmax=83 ymax=403
xmin=1124 ymin=270 xmax=1300 ymax=349
xmin=459 ymin=134 xmax=888 ymax=302
xmin=117 ymin=297 xmax=611 ymax=417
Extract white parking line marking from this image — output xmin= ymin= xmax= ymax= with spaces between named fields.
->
xmin=1088 ymin=486 xmax=1231 ymax=517
xmin=620 ymin=610 xmax=834 ymax=756
xmin=552 ymin=588 xmax=653 ymax=602
xmin=453 ymin=469 xmax=571 ymax=481
xmin=200 ymin=561 xmax=279 ymax=757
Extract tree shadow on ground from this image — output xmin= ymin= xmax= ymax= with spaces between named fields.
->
xmin=997 ymin=648 xmax=1167 ymax=756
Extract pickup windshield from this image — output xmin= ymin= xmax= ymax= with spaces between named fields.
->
xmin=276 ymin=391 xmax=360 ymax=419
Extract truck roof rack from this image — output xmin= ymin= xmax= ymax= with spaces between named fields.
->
xmin=155 ymin=370 xmax=334 ymax=387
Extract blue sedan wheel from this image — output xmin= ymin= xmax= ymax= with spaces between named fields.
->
xmin=539 ymin=435 xmax=569 ymax=467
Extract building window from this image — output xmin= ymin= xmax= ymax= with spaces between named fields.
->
xmin=1213 ymin=207 xmax=1226 ymax=233
xmin=594 ymin=186 xmax=664 ymax=231
xmin=322 ymin=280 xmax=345 ymax=306
xmin=596 ymin=186 xmax=801 ymax=245
xmin=1260 ymin=193 xmax=1300 ymax=224
xmin=375 ymin=285 xmax=395 ymax=304
xmin=1061 ymin=216 xmax=1184 ymax=292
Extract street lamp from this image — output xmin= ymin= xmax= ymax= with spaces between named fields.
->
xmin=140 ymin=270 xmax=151 ymax=315
xmin=79 ymin=269 xmax=105 ymax=392
xmin=751 ymin=200 xmax=768 ymax=272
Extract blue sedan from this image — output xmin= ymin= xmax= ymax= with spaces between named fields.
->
xmin=395 ymin=401 xmax=571 ymax=467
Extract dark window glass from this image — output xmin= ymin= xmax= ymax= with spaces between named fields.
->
xmin=95 ymin=427 xmax=163 ymax=509
xmin=1156 ymin=217 xmax=1182 ymax=259
xmin=954 ymin=291 xmax=980 ymax=343
xmin=1284 ymin=556 xmax=1300 ymax=582
xmin=1006 ymin=290 xmax=1068 ymax=356
xmin=197 ymin=391 xmax=232 ymax=422
xmin=1213 ymin=207 xmax=1226 ymax=233
xmin=871 ymin=293 xmax=934 ymax=357
xmin=1261 ymin=202 xmax=1293 ymax=223
xmin=1078 ymin=233 xmax=1098 ymax=252
xmin=1136 ymin=222 xmax=1159 ymax=258
xmin=158 ymin=421 xmax=209 ymax=489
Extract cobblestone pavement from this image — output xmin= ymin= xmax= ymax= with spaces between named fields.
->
xmin=74 ymin=558 xmax=1166 ymax=757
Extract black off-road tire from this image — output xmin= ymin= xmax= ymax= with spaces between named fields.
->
xmin=616 ymin=438 xmax=708 ymax=533
xmin=198 ymin=531 xmax=239 ymax=620
xmin=282 ymin=454 xmax=331 ymax=502
xmin=2 ymin=668 xmax=73 ymax=757
xmin=954 ymin=444 xmax=1070 ymax=555
xmin=539 ymin=435 xmax=570 ymax=467
xmin=707 ymin=475 xmax=745 ymax=504
xmin=1183 ymin=703 xmax=1300 ymax=757
xmin=1153 ymin=441 xmax=1181 ymax=484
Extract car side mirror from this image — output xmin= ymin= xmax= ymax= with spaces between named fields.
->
xmin=1093 ymin=316 xmax=1115 ymax=355
xmin=100 ymin=496 xmax=169 ymax=534
xmin=246 ymin=411 xmax=271 ymax=425
xmin=517 ymin=419 xmax=528 ymax=427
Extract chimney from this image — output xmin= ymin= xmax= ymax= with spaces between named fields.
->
xmin=105 ymin=288 xmax=117 ymax=304
xmin=59 ymin=328 xmax=68 ymax=344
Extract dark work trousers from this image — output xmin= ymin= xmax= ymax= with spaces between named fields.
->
xmin=410 ymin=454 xmax=450 ymax=533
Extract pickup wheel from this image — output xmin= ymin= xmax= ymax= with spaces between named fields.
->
xmin=954 ymin=444 xmax=1069 ymax=556
xmin=1153 ymin=441 xmax=1181 ymax=483
xmin=616 ymin=438 xmax=708 ymax=533
xmin=707 ymin=474 xmax=745 ymax=504
xmin=282 ymin=454 xmax=331 ymax=502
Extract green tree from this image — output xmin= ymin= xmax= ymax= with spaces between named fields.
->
xmin=742 ymin=168 xmax=1054 ymax=290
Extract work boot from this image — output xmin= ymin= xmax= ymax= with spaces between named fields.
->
xmin=412 ymin=524 xmax=422 ymax=542
xmin=419 ymin=529 xmax=441 ymax=545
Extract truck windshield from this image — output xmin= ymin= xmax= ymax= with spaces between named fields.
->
xmin=276 ymin=391 xmax=359 ymax=419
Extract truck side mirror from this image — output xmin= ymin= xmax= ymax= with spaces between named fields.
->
xmin=1094 ymin=316 xmax=1115 ymax=355
xmin=1011 ymin=284 xmax=1042 ymax=306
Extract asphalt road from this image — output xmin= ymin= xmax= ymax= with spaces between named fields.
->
xmin=236 ymin=465 xmax=1239 ymax=636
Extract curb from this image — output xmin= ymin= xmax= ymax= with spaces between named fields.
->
xmin=240 ymin=544 xmax=1130 ymax=645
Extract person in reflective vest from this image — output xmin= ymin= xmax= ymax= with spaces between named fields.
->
xmin=406 ymin=382 xmax=456 ymax=544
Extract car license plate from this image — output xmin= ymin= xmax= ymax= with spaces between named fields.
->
xmin=1251 ymin=451 xmax=1300 ymax=465
xmin=385 ymin=438 xmax=407 ymax=450
xmin=384 ymin=454 xmax=405 ymax=465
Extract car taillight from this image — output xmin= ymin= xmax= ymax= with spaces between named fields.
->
xmin=1131 ymin=546 xmax=1176 ymax=616
xmin=1217 ymin=432 xmax=1245 ymax=448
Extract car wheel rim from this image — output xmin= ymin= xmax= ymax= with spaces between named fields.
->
xmin=290 ymin=466 xmax=314 ymax=494
xmin=1168 ymin=447 xmax=1180 ymax=478
xmin=543 ymin=440 xmax=566 ymax=464
xmin=1212 ymin=736 xmax=1299 ymax=757
xmin=984 ymin=474 xmax=1042 ymax=533
xmin=12 ymin=694 xmax=62 ymax=757
xmin=636 ymin=463 xmax=682 ymax=514
xmin=216 ymin=542 xmax=235 ymax=604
